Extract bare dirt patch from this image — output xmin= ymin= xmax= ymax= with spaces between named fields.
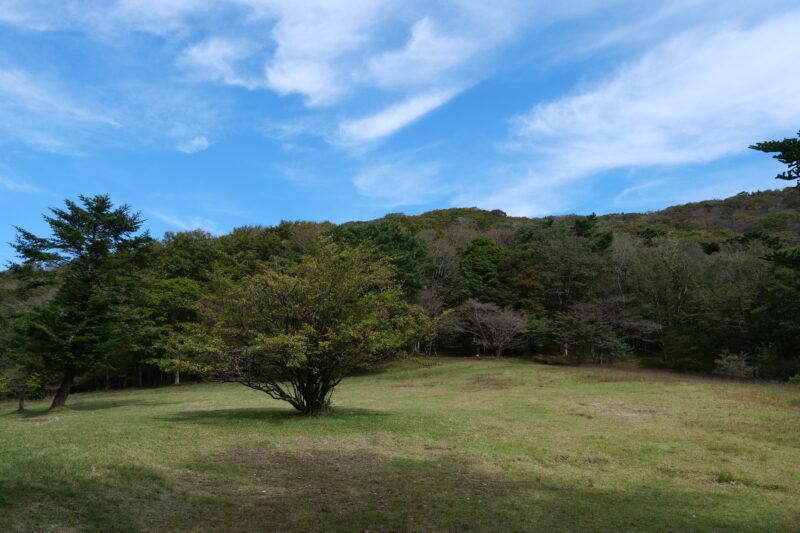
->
xmin=463 ymin=374 xmax=522 ymax=391
xmin=575 ymin=400 xmax=658 ymax=418
xmin=386 ymin=381 xmax=444 ymax=389
xmin=578 ymin=366 xmax=761 ymax=385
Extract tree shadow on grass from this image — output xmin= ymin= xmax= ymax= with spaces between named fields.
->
xmin=70 ymin=398 xmax=175 ymax=412
xmin=2 ymin=398 xmax=174 ymax=418
xmin=157 ymin=406 xmax=388 ymax=428
xmin=1 ymin=446 xmax=795 ymax=533
xmin=0 ymin=457 xmax=170 ymax=533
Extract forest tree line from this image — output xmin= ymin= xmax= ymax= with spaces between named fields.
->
xmin=2 ymin=185 xmax=800 ymax=409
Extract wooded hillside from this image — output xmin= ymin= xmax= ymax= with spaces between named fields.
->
xmin=2 ymin=187 xmax=800 ymax=406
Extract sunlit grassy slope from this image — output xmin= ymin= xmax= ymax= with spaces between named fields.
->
xmin=2 ymin=359 xmax=799 ymax=532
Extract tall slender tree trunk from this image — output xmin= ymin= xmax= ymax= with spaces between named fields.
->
xmin=174 ymin=369 xmax=180 ymax=385
xmin=51 ymin=366 xmax=76 ymax=408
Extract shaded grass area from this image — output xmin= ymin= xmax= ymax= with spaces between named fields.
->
xmin=1 ymin=359 xmax=799 ymax=532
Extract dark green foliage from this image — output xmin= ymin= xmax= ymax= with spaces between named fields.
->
xmin=157 ymin=230 xmax=228 ymax=281
xmin=526 ymin=316 xmax=549 ymax=349
xmin=513 ymin=218 xmax=554 ymax=247
xmin=750 ymin=130 xmax=800 ymax=183
xmin=460 ymin=237 xmax=508 ymax=301
xmin=637 ymin=228 xmax=667 ymax=247
xmin=550 ymin=297 xmax=658 ymax=365
xmin=521 ymin=226 xmax=609 ymax=312
xmin=570 ymin=214 xmax=613 ymax=252
xmin=327 ymin=220 xmax=432 ymax=291
xmin=765 ymin=245 xmax=800 ymax=269
xmin=588 ymin=230 xmax=613 ymax=252
xmin=572 ymin=213 xmax=598 ymax=237
xmin=145 ymin=278 xmax=203 ymax=325
xmin=760 ymin=213 xmax=790 ymax=231
xmin=217 ymin=225 xmax=281 ymax=276
xmin=494 ymin=251 xmax=544 ymax=313
xmin=10 ymin=194 xmax=151 ymax=406
xmin=0 ymin=309 xmax=48 ymax=408
xmin=137 ymin=277 xmax=204 ymax=382
xmin=747 ymin=265 xmax=800 ymax=377
xmin=725 ymin=230 xmax=782 ymax=250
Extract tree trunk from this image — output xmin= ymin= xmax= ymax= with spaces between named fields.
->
xmin=18 ymin=388 xmax=26 ymax=411
xmin=302 ymin=397 xmax=331 ymax=416
xmin=297 ymin=382 xmax=332 ymax=415
xmin=174 ymin=369 xmax=180 ymax=385
xmin=51 ymin=366 xmax=76 ymax=408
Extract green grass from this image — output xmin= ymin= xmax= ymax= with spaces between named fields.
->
xmin=2 ymin=359 xmax=799 ymax=532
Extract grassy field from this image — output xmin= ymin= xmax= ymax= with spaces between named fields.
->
xmin=1 ymin=359 xmax=799 ymax=533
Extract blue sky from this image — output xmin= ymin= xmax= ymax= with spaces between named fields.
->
xmin=2 ymin=1 xmax=799 ymax=264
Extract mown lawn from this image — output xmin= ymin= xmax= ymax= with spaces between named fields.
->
xmin=1 ymin=359 xmax=799 ymax=532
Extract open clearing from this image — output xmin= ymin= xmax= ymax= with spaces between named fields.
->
xmin=1 ymin=359 xmax=799 ymax=532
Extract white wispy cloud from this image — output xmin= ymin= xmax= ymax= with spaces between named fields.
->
xmin=353 ymin=160 xmax=451 ymax=207
xmin=176 ymin=37 xmax=267 ymax=90
xmin=0 ymin=65 xmax=220 ymax=155
xmin=253 ymin=0 xmax=534 ymax=124
xmin=0 ymin=68 xmax=118 ymax=153
xmin=453 ymin=169 xmax=568 ymax=217
xmin=512 ymin=12 xmax=800 ymax=172
xmin=338 ymin=89 xmax=459 ymax=144
xmin=0 ymin=0 xmax=212 ymax=35
xmin=367 ymin=17 xmax=477 ymax=90
xmin=0 ymin=0 xmax=540 ymax=148
xmin=176 ymin=136 xmax=211 ymax=154
xmin=489 ymin=11 xmax=800 ymax=215
xmin=613 ymin=179 xmax=668 ymax=206
xmin=149 ymin=210 xmax=218 ymax=233
xmin=180 ymin=0 xmax=534 ymax=135
xmin=0 ymin=175 xmax=40 ymax=194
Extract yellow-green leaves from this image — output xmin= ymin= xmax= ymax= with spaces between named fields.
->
xmin=182 ymin=241 xmax=432 ymax=414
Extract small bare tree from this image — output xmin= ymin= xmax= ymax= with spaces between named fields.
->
xmin=713 ymin=351 xmax=756 ymax=378
xmin=457 ymin=299 xmax=527 ymax=357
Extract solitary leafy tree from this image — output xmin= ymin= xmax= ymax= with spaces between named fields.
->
xmin=11 ymin=194 xmax=151 ymax=407
xmin=750 ymin=130 xmax=800 ymax=184
xmin=191 ymin=242 xmax=431 ymax=415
